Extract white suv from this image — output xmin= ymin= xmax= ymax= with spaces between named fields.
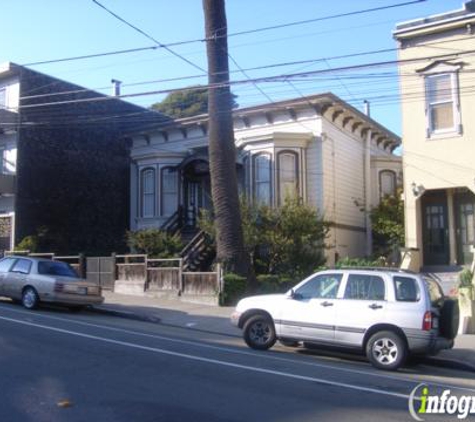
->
xmin=231 ymin=268 xmax=459 ymax=370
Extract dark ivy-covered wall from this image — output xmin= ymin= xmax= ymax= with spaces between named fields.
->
xmin=15 ymin=67 xmax=166 ymax=255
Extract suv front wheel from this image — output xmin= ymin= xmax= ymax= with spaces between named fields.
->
xmin=366 ymin=330 xmax=407 ymax=371
xmin=243 ymin=314 xmax=277 ymax=350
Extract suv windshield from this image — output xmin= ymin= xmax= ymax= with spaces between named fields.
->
xmin=423 ymin=275 xmax=444 ymax=308
xmin=38 ymin=261 xmax=79 ymax=279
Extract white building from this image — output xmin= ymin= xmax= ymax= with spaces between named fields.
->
xmin=129 ymin=93 xmax=401 ymax=265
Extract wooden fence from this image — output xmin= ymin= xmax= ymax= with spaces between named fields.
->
xmin=113 ymin=254 xmax=221 ymax=303
xmin=4 ymin=251 xmax=221 ymax=304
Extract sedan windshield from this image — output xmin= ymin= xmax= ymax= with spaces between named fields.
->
xmin=38 ymin=261 xmax=79 ymax=279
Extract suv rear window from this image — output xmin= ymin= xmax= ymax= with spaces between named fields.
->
xmin=393 ymin=276 xmax=420 ymax=302
xmin=344 ymin=274 xmax=385 ymax=300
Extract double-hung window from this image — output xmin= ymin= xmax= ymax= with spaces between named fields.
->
xmin=160 ymin=167 xmax=178 ymax=216
xmin=254 ymin=154 xmax=271 ymax=205
xmin=278 ymin=151 xmax=298 ymax=204
xmin=425 ymin=73 xmax=459 ymax=136
xmin=141 ymin=168 xmax=156 ymax=218
xmin=379 ymin=170 xmax=396 ymax=199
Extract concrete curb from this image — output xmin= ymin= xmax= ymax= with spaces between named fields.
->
xmin=89 ymin=305 xmax=475 ymax=371
xmin=418 ymin=356 xmax=475 ymax=373
xmin=89 ymin=305 xmax=241 ymax=338
xmin=90 ymin=306 xmax=161 ymax=324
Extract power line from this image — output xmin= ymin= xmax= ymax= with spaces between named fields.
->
xmin=227 ymin=0 xmax=427 ymax=38
xmin=17 ymin=32 xmax=475 ymax=105
xmin=18 ymin=0 xmax=427 ymax=72
xmin=10 ymin=48 xmax=475 ymax=111
xmin=23 ymin=46 xmax=159 ymax=67
xmin=91 ymin=0 xmax=207 ymax=74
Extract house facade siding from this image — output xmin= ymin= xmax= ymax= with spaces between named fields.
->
xmin=129 ymin=93 xmax=401 ymax=265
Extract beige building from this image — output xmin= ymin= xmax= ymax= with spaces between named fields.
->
xmin=394 ymin=1 xmax=475 ymax=271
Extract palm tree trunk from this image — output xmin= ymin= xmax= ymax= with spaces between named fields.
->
xmin=202 ymin=0 xmax=254 ymax=283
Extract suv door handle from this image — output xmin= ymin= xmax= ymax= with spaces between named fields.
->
xmin=321 ymin=301 xmax=334 ymax=307
xmin=368 ymin=303 xmax=383 ymax=310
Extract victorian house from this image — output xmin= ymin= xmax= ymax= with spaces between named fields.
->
xmin=129 ymin=92 xmax=401 ymax=266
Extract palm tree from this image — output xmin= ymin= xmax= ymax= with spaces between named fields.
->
xmin=202 ymin=0 xmax=253 ymax=283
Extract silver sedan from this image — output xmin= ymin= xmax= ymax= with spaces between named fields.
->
xmin=0 ymin=256 xmax=104 ymax=310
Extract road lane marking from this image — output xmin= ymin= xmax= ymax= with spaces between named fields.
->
xmin=1 ymin=304 xmax=474 ymax=394
xmin=0 ymin=313 xmax=412 ymax=400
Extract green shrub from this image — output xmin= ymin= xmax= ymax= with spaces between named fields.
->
xmin=200 ymin=196 xmax=329 ymax=281
xmin=459 ymin=268 xmax=474 ymax=288
xmin=256 ymin=274 xmax=295 ymax=294
xmin=221 ymin=273 xmax=247 ymax=306
xmin=335 ymin=256 xmax=387 ymax=269
xmin=15 ymin=235 xmax=38 ymax=253
xmin=370 ymin=189 xmax=404 ymax=262
xmin=126 ymin=229 xmax=183 ymax=258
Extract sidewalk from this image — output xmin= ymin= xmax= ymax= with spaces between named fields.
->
xmin=92 ymin=292 xmax=475 ymax=372
xmin=95 ymin=291 xmax=240 ymax=337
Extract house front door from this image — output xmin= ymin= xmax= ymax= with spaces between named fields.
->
xmin=185 ymin=181 xmax=201 ymax=227
xmin=422 ymin=191 xmax=449 ymax=266
xmin=455 ymin=191 xmax=475 ymax=265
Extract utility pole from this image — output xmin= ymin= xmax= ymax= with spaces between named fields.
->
xmin=202 ymin=0 xmax=254 ymax=284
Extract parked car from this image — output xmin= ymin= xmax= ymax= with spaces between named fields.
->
xmin=0 ymin=256 xmax=104 ymax=310
xmin=231 ymin=268 xmax=459 ymax=370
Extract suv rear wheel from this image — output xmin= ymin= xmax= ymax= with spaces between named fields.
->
xmin=366 ymin=330 xmax=407 ymax=371
xmin=243 ymin=314 xmax=277 ymax=350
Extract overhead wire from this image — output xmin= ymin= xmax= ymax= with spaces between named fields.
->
xmin=91 ymin=0 xmax=207 ymax=74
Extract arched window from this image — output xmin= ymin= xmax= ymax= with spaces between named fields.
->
xmin=379 ymin=170 xmax=396 ymax=199
xmin=253 ymin=153 xmax=271 ymax=205
xmin=141 ymin=168 xmax=156 ymax=218
xmin=278 ymin=151 xmax=299 ymax=204
xmin=161 ymin=167 xmax=178 ymax=216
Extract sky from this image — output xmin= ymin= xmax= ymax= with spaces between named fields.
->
xmin=0 ymin=0 xmax=468 ymax=136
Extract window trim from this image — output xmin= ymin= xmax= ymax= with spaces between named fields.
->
xmin=0 ymin=87 xmax=6 ymax=108
xmin=160 ymin=166 xmax=178 ymax=217
xmin=140 ymin=167 xmax=156 ymax=218
xmin=276 ymin=150 xmax=299 ymax=205
xmin=243 ymin=153 xmax=251 ymax=198
xmin=425 ymin=72 xmax=461 ymax=138
xmin=253 ymin=152 xmax=272 ymax=206
xmin=379 ymin=169 xmax=397 ymax=200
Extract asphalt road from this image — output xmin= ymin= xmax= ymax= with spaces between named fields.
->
xmin=0 ymin=300 xmax=473 ymax=422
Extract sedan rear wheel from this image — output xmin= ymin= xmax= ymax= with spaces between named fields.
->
xmin=22 ymin=287 xmax=39 ymax=310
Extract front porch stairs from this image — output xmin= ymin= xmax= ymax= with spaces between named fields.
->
xmin=180 ymin=230 xmax=216 ymax=272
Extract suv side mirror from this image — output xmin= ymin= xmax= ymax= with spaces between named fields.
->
xmin=288 ymin=289 xmax=302 ymax=300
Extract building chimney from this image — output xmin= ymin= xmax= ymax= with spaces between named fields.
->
xmin=111 ymin=79 xmax=122 ymax=97
xmin=364 ymin=100 xmax=370 ymax=117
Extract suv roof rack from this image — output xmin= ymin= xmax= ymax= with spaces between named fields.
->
xmin=329 ymin=266 xmax=418 ymax=274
